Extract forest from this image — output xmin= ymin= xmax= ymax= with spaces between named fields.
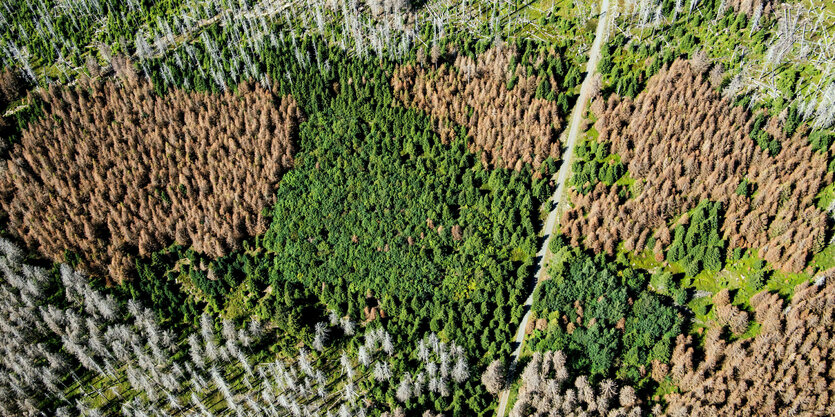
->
xmin=505 ymin=0 xmax=835 ymax=414
xmin=664 ymin=277 xmax=835 ymax=415
xmin=0 ymin=1 xmax=574 ymax=413
xmin=1 ymin=0 xmax=834 ymax=415
xmin=532 ymin=237 xmax=683 ymax=385
xmin=392 ymin=42 xmax=578 ymax=171
xmin=0 ymin=237 xmax=475 ymax=416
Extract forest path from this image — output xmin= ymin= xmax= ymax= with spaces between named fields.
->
xmin=494 ymin=0 xmax=614 ymax=415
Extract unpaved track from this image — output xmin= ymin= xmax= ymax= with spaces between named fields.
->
xmin=493 ymin=0 xmax=614 ymax=415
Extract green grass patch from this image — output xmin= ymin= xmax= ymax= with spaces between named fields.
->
xmin=768 ymin=268 xmax=814 ymax=301
xmin=815 ymin=182 xmax=835 ymax=211
xmin=686 ymin=295 xmax=713 ymax=328
xmin=665 ymin=249 xmax=812 ymax=327
xmin=614 ymin=171 xmax=637 ymax=197
xmin=585 ymin=125 xmax=600 ymax=141
xmin=624 ymin=246 xmax=664 ymax=271
xmin=653 ymin=377 xmax=680 ymax=401
xmin=735 ymin=321 xmax=761 ymax=341
xmin=812 ymin=244 xmax=835 ymax=272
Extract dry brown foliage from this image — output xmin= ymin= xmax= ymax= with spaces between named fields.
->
xmin=713 ymin=288 xmax=732 ymax=306
xmin=726 ymin=0 xmax=776 ymax=16
xmin=665 ymin=279 xmax=835 ymax=416
xmin=0 ymin=68 xmax=25 ymax=108
xmin=562 ymin=59 xmax=832 ymax=272
xmin=391 ymin=46 xmax=562 ymax=171
xmin=0 ymin=78 xmax=301 ymax=283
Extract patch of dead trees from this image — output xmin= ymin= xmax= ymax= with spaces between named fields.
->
xmin=664 ymin=275 xmax=835 ymax=416
xmin=392 ymin=45 xmax=563 ymax=172
xmin=563 ymin=59 xmax=831 ymax=273
xmin=0 ymin=76 xmax=301 ymax=283
xmin=726 ymin=0 xmax=777 ymax=17
xmin=509 ymin=350 xmax=645 ymax=417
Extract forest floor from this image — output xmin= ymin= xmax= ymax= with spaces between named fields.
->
xmin=493 ymin=0 xmax=615 ymax=415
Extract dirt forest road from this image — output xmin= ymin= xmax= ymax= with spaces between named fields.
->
xmin=494 ymin=0 xmax=615 ymax=415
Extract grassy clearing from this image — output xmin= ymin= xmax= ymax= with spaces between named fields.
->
xmin=812 ymin=245 xmax=835 ymax=272
xmin=615 ymin=240 xmax=816 ymax=340
xmin=501 ymin=0 xmax=598 ymax=60
xmin=815 ymin=182 xmax=835 ymax=211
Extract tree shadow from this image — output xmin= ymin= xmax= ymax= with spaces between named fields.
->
xmin=528 ymin=255 xmax=544 ymax=292
xmin=537 ymin=233 xmax=549 ymax=252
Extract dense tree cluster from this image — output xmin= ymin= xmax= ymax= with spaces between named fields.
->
xmin=570 ymin=139 xmax=626 ymax=194
xmin=481 ymin=359 xmax=507 ymax=395
xmin=664 ymin=276 xmax=835 ymax=416
xmin=0 ymin=0 xmax=186 ymax=83
xmin=0 ymin=76 xmax=301 ymax=283
xmin=665 ymin=200 xmax=727 ymax=277
xmin=508 ymin=350 xmax=645 ymax=417
xmin=563 ymin=59 xmax=832 ymax=272
xmin=0 ymin=68 xmax=26 ymax=109
xmin=0 ymin=68 xmax=31 ymax=150
xmin=599 ymin=0 xmax=826 ymax=127
xmin=0 ymin=240 xmax=64 ymax=414
xmin=532 ymin=238 xmax=683 ymax=383
xmin=392 ymin=44 xmax=570 ymax=171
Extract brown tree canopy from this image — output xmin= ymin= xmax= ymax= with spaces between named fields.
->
xmin=665 ymin=276 xmax=835 ymax=416
xmin=0 ymin=77 xmax=301 ymax=283
xmin=392 ymin=46 xmax=562 ymax=171
xmin=562 ymin=59 xmax=832 ymax=272
xmin=0 ymin=68 xmax=26 ymax=109
xmin=726 ymin=0 xmax=777 ymax=16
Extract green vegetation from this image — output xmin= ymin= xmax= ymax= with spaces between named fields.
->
xmin=666 ymin=201 xmax=726 ymax=278
xmin=2 ymin=0 xmax=835 ymax=415
xmin=0 ymin=0 xmax=190 ymax=83
xmin=0 ymin=1 xmax=587 ymax=408
xmin=531 ymin=236 xmax=683 ymax=386
xmin=570 ymin=138 xmax=625 ymax=194
xmin=735 ymin=178 xmax=753 ymax=197
xmin=749 ymin=112 xmax=782 ymax=155
xmin=599 ymin=0 xmax=834 ymax=132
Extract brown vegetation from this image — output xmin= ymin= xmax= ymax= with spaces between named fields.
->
xmin=0 ymin=77 xmax=301 ymax=283
xmin=665 ymin=278 xmax=835 ymax=416
xmin=391 ymin=46 xmax=562 ymax=171
xmin=563 ymin=59 xmax=832 ymax=272
xmin=0 ymin=68 xmax=25 ymax=109
xmin=726 ymin=0 xmax=777 ymax=16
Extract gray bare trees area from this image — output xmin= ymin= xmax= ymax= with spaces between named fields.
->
xmin=0 ymin=238 xmax=469 ymax=416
